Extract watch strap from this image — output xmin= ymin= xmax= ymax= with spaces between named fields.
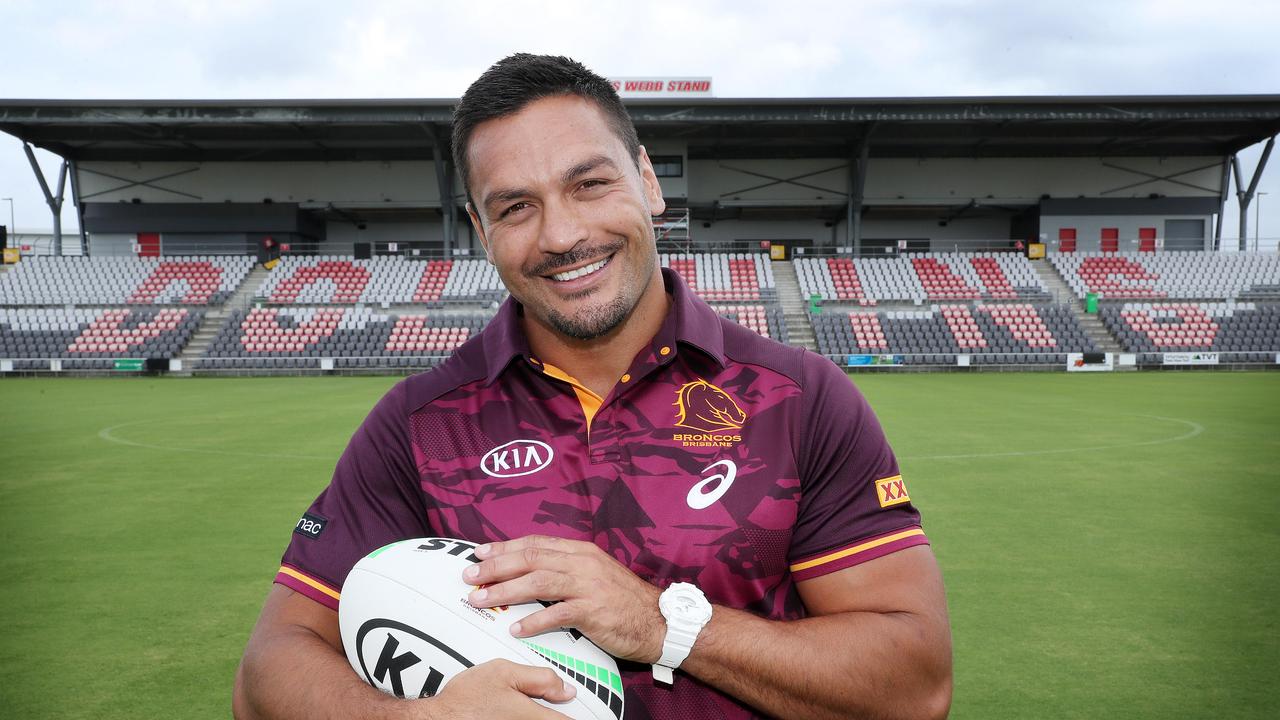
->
xmin=652 ymin=584 xmax=711 ymax=684
xmin=656 ymin=625 xmax=699 ymax=667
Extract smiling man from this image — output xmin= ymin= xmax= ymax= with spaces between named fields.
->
xmin=234 ymin=54 xmax=951 ymax=720
xmin=461 ymin=90 xmax=670 ymax=398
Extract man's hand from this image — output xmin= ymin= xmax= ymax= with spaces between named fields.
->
xmin=425 ymin=659 xmax=577 ymax=720
xmin=462 ymin=535 xmax=664 ymax=663
xmin=233 ymin=585 xmax=580 ymax=720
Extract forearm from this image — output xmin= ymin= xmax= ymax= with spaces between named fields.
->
xmin=233 ymin=624 xmax=418 ymax=720
xmin=682 ymin=605 xmax=952 ymax=720
xmin=464 ymin=537 xmax=952 ymax=718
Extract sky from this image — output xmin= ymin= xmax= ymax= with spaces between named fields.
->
xmin=1 ymin=0 xmax=1277 ymax=246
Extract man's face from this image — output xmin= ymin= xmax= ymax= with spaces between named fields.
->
xmin=465 ymin=95 xmax=666 ymax=341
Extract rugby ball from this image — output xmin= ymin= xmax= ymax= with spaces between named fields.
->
xmin=338 ymin=537 xmax=624 ymax=720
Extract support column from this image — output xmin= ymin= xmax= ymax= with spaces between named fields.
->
xmin=23 ymin=143 xmax=68 ymax=255
xmin=846 ymin=157 xmax=855 ymax=252
xmin=1214 ymin=155 xmax=1231 ymax=251
xmin=1232 ymin=135 xmax=1276 ymax=251
xmin=846 ymin=125 xmax=874 ymax=255
xmin=430 ymin=125 xmax=457 ymax=255
xmin=68 ymin=159 xmax=89 ymax=255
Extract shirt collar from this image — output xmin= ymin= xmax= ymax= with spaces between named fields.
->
xmin=660 ymin=266 xmax=727 ymax=368
xmin=481 ymin=295 xmax=530 ymax=387
xmin=481 ymin=265 xmax=726 ymax=387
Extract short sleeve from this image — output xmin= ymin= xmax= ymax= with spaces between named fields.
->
xmin=787 ymin=352 xmax=928 ymax=582
xmin=274 ymin=380 xmax=429 ymax=609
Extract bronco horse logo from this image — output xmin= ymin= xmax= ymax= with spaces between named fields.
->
xmin=674 ymin=379 xmax=747 ymax=433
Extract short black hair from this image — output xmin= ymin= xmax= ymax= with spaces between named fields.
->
xmin=452 ymin=53 xmax=641 ymax=205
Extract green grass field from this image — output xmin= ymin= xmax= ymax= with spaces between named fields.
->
xmin=1 ymin=372 xmax=1277 ymax=719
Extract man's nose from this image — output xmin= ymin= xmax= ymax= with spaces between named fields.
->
xmin=538 ymin=196 xmax=588 ymax=255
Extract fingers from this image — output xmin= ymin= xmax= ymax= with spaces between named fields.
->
xmin=437 ymin=660 xmax=577 ymax=720
xmin=465 ymin=545 xmax=567 ymax=586
xmin=469 ymin=567 xmax=573 ymax=607
xmin=465 ymin=536 xmax=588 ymax=597
xmin=462 ymin=537 xmax=595 ymax=635
xmin=455 ymin=537 xmax=665 ymax=663
xmin=505 ymin=601 xmax=575 ymax=638
xmin=474 ymin=535 xmax=582 ymax=561
xmin=499 ymin=660 xmax=577 ymax=703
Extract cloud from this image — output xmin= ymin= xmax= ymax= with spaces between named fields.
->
xmin=0 ymin=0 xmax=1275 ymax=237
xmin=3 ymin=0 xmax=1278 ymax=98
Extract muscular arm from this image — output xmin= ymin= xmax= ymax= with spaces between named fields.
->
xmin=468 ymin=537 xmax=952 ymax=720
xmin=233 ymin=585 xmax=417 ymax=720
xmin=232 ymin=585 xmax=576 ymax=720
xmin=683 ymin=545 xmax=952 ymax=720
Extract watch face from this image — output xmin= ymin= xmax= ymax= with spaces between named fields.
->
xmin=661 ymin=585 xmax=712 ymax=624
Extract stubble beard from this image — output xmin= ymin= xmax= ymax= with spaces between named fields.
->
xmin=544 ymin=290 xmax=635 ymax=341
xmin=533 ymin=240 xmax=657 ymax=342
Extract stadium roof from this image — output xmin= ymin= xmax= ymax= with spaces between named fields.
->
xmin=1 ymin=95 xmax=1279 ymax=163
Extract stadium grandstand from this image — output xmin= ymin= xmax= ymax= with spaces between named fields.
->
xmin=1 ymin=94 xmax=1278 ymax=374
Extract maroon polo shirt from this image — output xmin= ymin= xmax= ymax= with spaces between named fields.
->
xmin=275 ymin=268 xmax=928 ymax=718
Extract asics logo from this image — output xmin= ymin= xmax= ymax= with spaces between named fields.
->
xmin=687 ymin=459 xmax=737 ymax=509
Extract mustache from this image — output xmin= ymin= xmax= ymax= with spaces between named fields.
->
xmin=526 ymin=239 xmax=625 ymax=277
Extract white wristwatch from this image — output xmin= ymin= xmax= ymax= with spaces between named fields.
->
xmin=652 ymin=582 xmax=713 ymax=684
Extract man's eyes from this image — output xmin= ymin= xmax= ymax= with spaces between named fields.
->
xmin=499 ymin=202 xmax=529 ymax=218
xmin=497 ymin=180 xmax=612 ymax=218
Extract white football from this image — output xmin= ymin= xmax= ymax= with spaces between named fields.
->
xmin=338 ymin=537 xmax=624 ymax=720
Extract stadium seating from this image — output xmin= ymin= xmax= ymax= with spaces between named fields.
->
xmin=4 ymin=247 xmax=1272 ymax=374
xmin=255 ymin=256 xmax=505 ymax=305
xmin=1099 ymin=301 xmax=1280 ymax=364
xmin=660 ymin=253 xmax=775 ymax=302
xmin=0 ymin=256 xmax=254 ymax=305
xmin=795 ymin=252 xmax=1050 ymax=304
xmin=710 ymin=304 xmax=788 ymax=342
xmin=0 ymin=307 xmax=201 ymax=370
xmin=255 ymin=254 xmax=779 ymax=308
xmin=200 ymin=303 xmax=785 ymax=371
xmin=200 ymin=307 xmax=491 ymax=369
xmin=1050 ymin=251 xmax=1280 ymax=300
xmin=810 ymin=303 xmax=1096 ymax=365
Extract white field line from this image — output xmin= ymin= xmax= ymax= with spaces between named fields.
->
xmin=97 ymin=418 xmax=331 ymax=461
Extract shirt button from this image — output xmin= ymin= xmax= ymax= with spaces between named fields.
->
xmin=621 ymin=373 xmax=631 ymax=383
xmin=659 ymin=346 xmax=671 ymax=356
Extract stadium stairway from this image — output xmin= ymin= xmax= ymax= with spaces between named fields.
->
xmin=774 ymin=261 xmax=817 ymax=352
xmin=1032 ymin=258 xmax=1124 ymax=357
xmin=174 ymin=263 xmax=272 ymax=376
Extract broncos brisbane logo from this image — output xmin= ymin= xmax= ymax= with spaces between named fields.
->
xmin=674 ymin=379 xmax=747 ymax=433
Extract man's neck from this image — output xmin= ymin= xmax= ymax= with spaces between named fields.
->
xmin=524 ymin=269 xmax=670 ymax=399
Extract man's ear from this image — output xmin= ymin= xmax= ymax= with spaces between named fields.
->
xmin=466 ymin=202 xmax=494 ymax=263
xmin=635 ymin=145 xmax=667 ymax=216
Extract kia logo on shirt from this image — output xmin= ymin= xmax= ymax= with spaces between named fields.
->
xmin=480 ymin=439 xmax=554 ymax=478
